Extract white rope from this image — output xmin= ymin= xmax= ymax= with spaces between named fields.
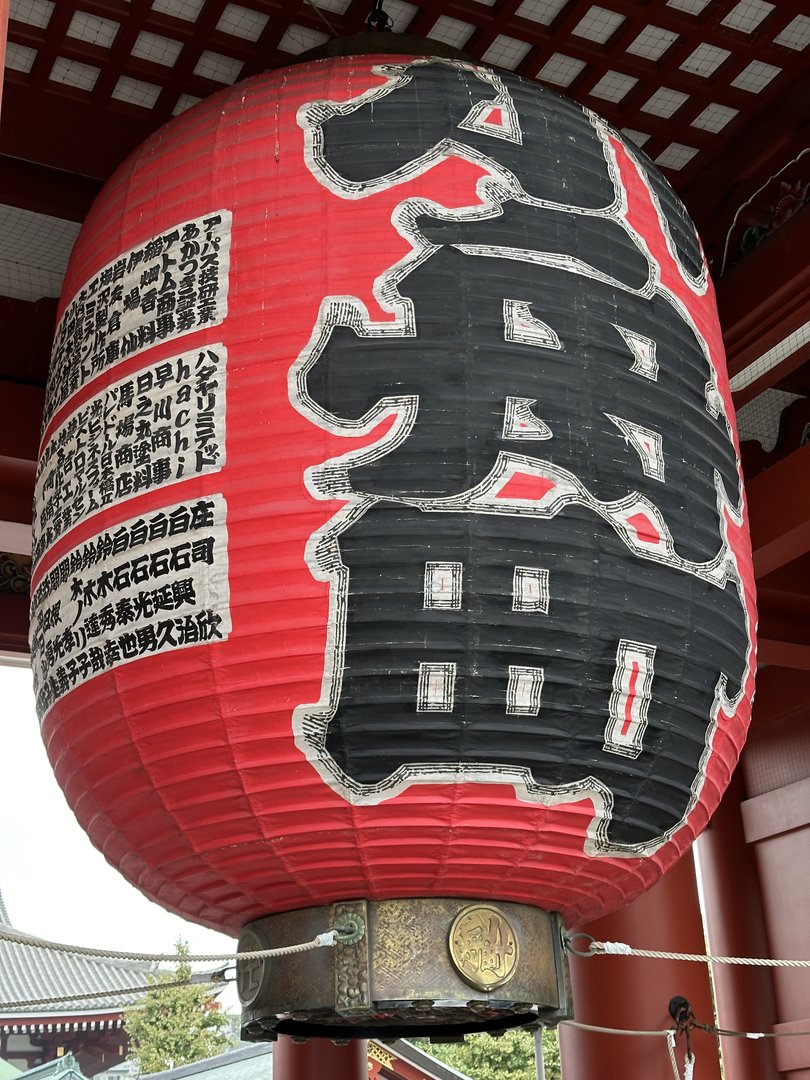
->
xmin=561 ymin=1020 xmax=672 ymax=1038
xmin=564 ymin=1022 xmax=694 ymax=1076
xmin=600 ymin=941 xmax=632 ymax=955
xmin=564 ymin=1017 xmax=810 ymax=1048
xmin=0 ymin=926 xmax=337 ymax=963
xmin=589 ymin=940 xmax=810 ymax=968
xmin=666 ymin=1032 xmax=695 ymax=1080
xmin=667 ymin=1032 xmax=680 ymax=1080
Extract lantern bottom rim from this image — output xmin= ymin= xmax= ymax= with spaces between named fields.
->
xmin=237 ymin=896 xmax=571 ymax=1040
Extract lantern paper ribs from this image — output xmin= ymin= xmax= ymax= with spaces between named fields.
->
xmin=32 ymin=54 xmax=755 ymax=934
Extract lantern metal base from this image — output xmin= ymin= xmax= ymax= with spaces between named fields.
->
xmin=237 ymin=897 xmax=571 ymax=1041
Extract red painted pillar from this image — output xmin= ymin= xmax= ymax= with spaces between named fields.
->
xmin=273 ymin=1037 xmax=368 ymax=1080
xmin=0 ymin=0 xmax=7 ymax=111
xmin=736 ymin=668 xmax=810 ymax=1077
xmin=695 ymin=769 xmax=779 ymax=1080
xmin=559 ymin=853 xmax=721 ymax=1080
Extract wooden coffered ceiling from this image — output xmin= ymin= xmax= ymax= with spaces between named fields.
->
xmin=2 ymin=0 xmax=808 ymax=261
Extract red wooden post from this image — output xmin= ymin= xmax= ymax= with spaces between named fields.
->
xmin=273 ymin=1037 xmax=368 ymax=1080
xmin=695 ymin=769 xmax=779 ymax=1080
xmin=0 ymin=0 xmax=7 ymax=113
xmin=736 ymin=668 xmax=810 ymax=1076
xmin=559 ymin=853 xmax=721 ymax=1080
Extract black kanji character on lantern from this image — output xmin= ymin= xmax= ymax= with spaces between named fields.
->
xmin=295 ymin=58 xmax=751 ymax=851
xmin=318 ymin=61 xmax=617 ymax=212
xmin=303 ymin=216 xmax=735 ymax=565
xmin=315 ymin=59 xmax=703 ymax=279
xmin=311 ymin=502 xmax=747 ymax=850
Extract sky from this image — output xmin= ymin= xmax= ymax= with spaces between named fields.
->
xmin=0 ymin=661 xmax=240 ymax=1009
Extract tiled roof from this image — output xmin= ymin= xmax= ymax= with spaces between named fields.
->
xmin=141 ymin=1045 xmax=272 ymax=1080
xmin=390 ymin=1041 xmax=475 ymax=1080
xmin=0 ymin=895 xmax=157 ymax=1022
xmin=139 ymin=1039 xmax=478 ymax=1080
xmin=16 ymin=1053 xmax=88 ymax=1079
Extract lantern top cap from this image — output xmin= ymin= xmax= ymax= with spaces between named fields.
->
xmin=294 ymin=31 xmax=471 ymax=65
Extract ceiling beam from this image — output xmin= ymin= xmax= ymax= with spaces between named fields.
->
xmin=716 ymin=205 xmax=810 ymax=379
xmin=757 ymin=639 xmax=810 ymax=671
xmin=757 ymin=587 xmax=810 ymax=672
xmin=0 ymin=295 xmax=58 ymax=387
xmin=0 ymin=455 xmax=36 ymax=527
xmin=0 ymin=381 xmax=44 ymax=462
xmin=747 ymin=443 xmax=810 ymax=579
xmin=0 ymin=592 xmax=30 ymax=656
xmin=733 ymin=341 xmax=810 ymax=411
xmin=0 ymin=82 xmax=155 ymax=181
xmin=682 ymin=68 xmax=810 ymax=266
xmin=0 ymin=154 xmax=101 ymax=221
xmin=750 ymin=666 xmax=810 ymax=729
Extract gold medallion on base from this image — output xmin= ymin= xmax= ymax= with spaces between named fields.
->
xmin=449 ymin=904 xmax=519 ymax=991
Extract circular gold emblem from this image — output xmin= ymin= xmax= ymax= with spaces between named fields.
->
xmin=449 ymin=905 xmax=519 ymax=991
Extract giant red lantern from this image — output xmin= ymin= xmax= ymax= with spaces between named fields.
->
xmin=31 ymin=50 xmax=755 ymax=1036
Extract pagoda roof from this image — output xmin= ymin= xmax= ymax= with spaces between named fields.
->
xmin=9 ymin=1053 xmax=88 ymax=1080
xmin=142 ymin=1046 xmax=272 ymax=1080
xmin=0 ymin=891 xmax=158 ymax=1033
xmin=140 ymin=1039 xmax=477 ymax=1080
xmin=384 ymin=1041 xmax=476 ymax=1080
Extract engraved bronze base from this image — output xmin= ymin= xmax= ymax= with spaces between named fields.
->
xmin=237 ymin=898 xmax=571 ymax=1041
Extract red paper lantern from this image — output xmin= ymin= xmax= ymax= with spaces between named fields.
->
xmin=31 ymin=55 xmax=755 ymax=953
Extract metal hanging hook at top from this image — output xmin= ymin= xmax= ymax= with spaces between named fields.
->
xmin=367 ymin=0 xmax=393 ymax=32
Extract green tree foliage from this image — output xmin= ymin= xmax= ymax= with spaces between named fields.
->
xmin=540 ymin=1030 xmax=561 ymax=1079
xmin=123 ymin=942 xmax=233 ymax=1075
xmin=415 ymin=1028 xmax=561 ymax=1080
